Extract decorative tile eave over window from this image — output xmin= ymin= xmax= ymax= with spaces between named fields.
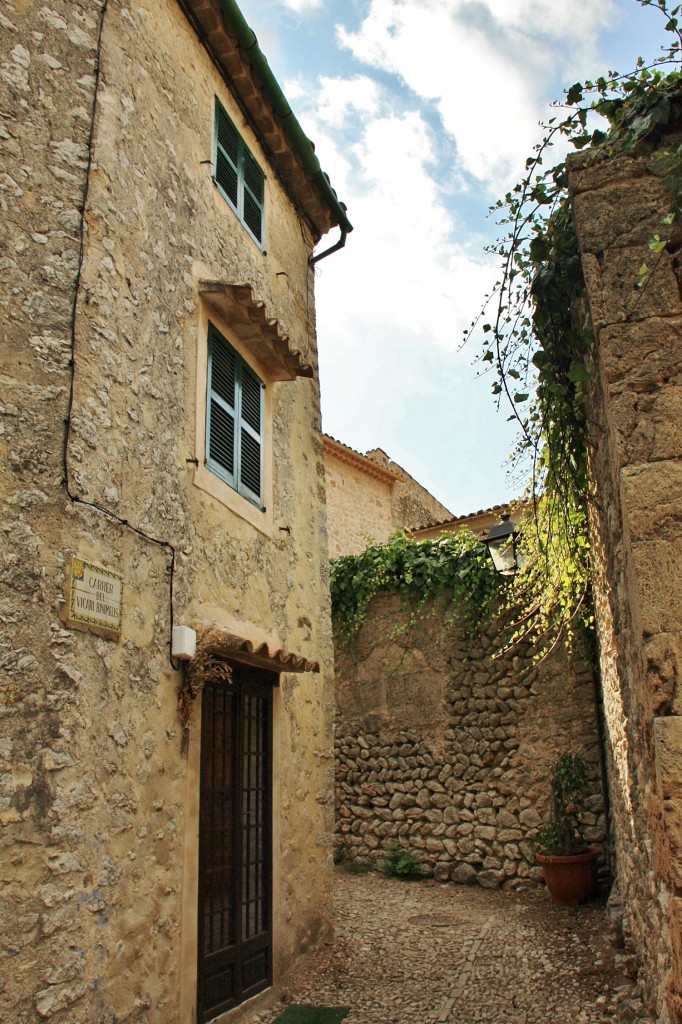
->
xmin=199 ymin=281 xmax=314 ymax=381
xmin=196 ymin=626 xmax=320 ymax=674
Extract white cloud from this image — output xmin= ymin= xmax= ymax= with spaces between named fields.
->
xmin=283 ymin=10 xmax=586 ymax=509
xmin=281 ymin=0 xmax=324 ymax=11
xmin=300 ymin=95 xmax=496 ymax=356
xmin=299 ymin=81 xmax=519 ymax=510
xmin=316 ymin=74 xmax=381 ymax=128
xmin=487 ymin=0 xmax=614 ymax=45
xmin=237 ymin=0 xmax=652 ymax=511
xmin=336 ymin=0 xmax=616 ymax=188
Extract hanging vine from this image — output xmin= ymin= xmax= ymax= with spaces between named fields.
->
xmin=467 ymin=0 xmax=682 ymax=657
xmin=330 ymin=2 xmax=682 ymax=657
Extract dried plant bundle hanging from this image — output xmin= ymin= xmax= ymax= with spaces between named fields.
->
xmin=178 ymin=628 xmax=234 ymax=753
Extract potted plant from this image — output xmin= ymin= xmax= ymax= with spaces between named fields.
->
xmin=535 ymin=752 xmax=600 ymax=906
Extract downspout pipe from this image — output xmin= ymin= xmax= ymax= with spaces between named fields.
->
xmin=310 ymin=228 xmax=348 ymax=266
xmin=219 ymin=0 xmax=353 ymax=240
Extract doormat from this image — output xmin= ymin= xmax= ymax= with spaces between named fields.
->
xmin=271 ymin=1006 xmax=350 ymax=1024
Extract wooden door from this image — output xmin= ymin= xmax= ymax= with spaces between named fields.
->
xmin=197 ymin=664 xmax=274 ymax=1022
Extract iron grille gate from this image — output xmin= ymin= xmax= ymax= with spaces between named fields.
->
xmin=197 ymin=665 xmax=274 ymax=1023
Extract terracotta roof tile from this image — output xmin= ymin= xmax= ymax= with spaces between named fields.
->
xmin=323 ymin=435 xmax=401 ymax=482
xmin=200 ymin=281 xmax=314 ymax=380
xmin=197 ymin=626 xmax=319 ymax=674
xmin=410 ymin=500 xmax=529 ymax=536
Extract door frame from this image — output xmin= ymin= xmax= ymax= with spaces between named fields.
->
xmin=178 ymin=658 xmax=279 ymax=1024
xmin=197 ymin=665 xmax=274 ymax=1021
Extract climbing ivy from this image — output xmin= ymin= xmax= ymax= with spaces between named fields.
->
xmin=468 ymin=0 xmax=682 ymax=656
xmin=330 ymin=528 xmax=499 ymax=643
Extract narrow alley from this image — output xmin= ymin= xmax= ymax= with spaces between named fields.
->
xmin=254 ymin=871 xmax=648 ymax=1024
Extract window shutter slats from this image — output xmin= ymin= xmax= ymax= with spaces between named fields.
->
xmin=217 ymin=106 xmax=239 ymax=164
xmin=206 ymin=322 xmax=264 ymax=508
xmin=214 ymin=99 xmax=264 ymax=246
xmin=240 ymin=429 xmax=261 ymax=499
xmin=216 ymin=151 xmax=239 ymax=207
xmin=240 ymin=366 xmax=261 ymax=433
xmin=209 ymin=400 xmax=235 ymax=478
xmin=238 ymin=365 xmax=262 ymax=502
xmin=243 ymin=192 xmax=263 ymax=243
xmin=211 ymin=336 xmax=236 ymax=408
xmin=215 ymin=103 xmax=240 ymax=207
xmin=243 ymin=150 xmax=264 ymax=241
xmin=243 ymin=151 xmax=264 ymax=203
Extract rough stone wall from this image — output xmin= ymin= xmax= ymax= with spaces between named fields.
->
xmin=570 ymin=128 xmax=682 ymax=1022
xmin=324 ymin=454 xmax=395 ymax=558
xmin=324 ymin=444 xmax=453 ymax=558
xmin=334 ymin=594 xmax=604 ymax=888
xmin=366 ymin=448 xmax=453 ymax=532
xmin=0 ymin=3 xmax=334 ymax=1023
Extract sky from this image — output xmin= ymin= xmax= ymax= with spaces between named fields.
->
xmin=237 ymin=0 xmax=672 ymax=517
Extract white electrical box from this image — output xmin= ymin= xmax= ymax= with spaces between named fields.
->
xmin=172 ymin=625 xmax=196 ymax=660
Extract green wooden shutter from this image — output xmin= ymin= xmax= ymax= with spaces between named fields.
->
xmin=214 ymin=98 xmax=264 ymax=246
xmin=215 ymin=102 xmax=239 ymax=208
xmin=206 ymin=325 xmax=237 ymax=485
xmin=242 ymin=150 xmax=264 ymax=244
xmin=205 ymin=323 xmax=264 ymax=508
xmin=238 ymin=363 xmax=263 ymax=504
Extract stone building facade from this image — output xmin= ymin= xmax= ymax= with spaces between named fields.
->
xmin=0 ymin=2 xmax=347 ymax=1022
xmin=334 ymin=594 xmax=605 ymax=888
xmin=324 ymin=435 xmax=453 ymax=557
xmin=570 ymin=121 xmax=682 ymax=1022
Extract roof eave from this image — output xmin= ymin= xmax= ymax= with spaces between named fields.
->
xmin=323 ymin=435 xmax=401 ymax=484
xmin=179 ymin=0 xmax=352 ymax=242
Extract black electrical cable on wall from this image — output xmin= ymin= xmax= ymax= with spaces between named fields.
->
xmin=62 ymin=0 xmax=180 ymax=671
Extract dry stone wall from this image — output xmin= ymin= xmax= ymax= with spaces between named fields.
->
xmin=334 ymin=594 xmax=604 ymax=888
xmin=570 ymin=123 xmax=682 ymax=1022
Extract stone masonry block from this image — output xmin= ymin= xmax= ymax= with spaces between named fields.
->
xmin=627 ymin=537 xmax=682 ymax=637
xmin=571 ymin=174 xmax=673 ymax=252
xmin=568 ymin=149 xmax=650 ymax=197
xmin=644 ymin=632 xmax=682 ymax=717
xmin=666 ymin=896 xmax=682 ymax=1002
xmin=621 ymin=461 xmax=682 ymax=545
xmin=653 ymin=717 xmax=682 ymax=889
xmin=598 ymin=318 xmax=682 ymax=388
xmin=609 ymin=382 xmax=682 ymax=468
xmin=581 ymin=245 xmax=681 ymax=332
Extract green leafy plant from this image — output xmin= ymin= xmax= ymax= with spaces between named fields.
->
xmin=467 ymin=0 xmax=682 ymax=659
xmin=535 ymin=753 xmax=592 ymax=856
xmin=378 ymin=841 xmax=424 ymax=879
xmin=330 ymin=528 xmax=500 ymax=643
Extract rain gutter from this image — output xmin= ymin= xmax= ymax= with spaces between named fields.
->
xmin=218 ymin=0 xmax=353 ymax=244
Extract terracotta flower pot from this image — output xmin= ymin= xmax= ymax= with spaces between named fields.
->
xmin=536 ymin=845 xmax=600 ymax=906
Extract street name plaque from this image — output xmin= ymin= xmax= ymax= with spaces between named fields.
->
xmin=67 ymin=556 xmax=123 ymax=637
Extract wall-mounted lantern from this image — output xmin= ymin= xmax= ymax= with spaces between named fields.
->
xmin=482 ymin=514 xmax=522 ymax=577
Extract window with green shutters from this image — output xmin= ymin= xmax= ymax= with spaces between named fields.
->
xmin=214 ymin=98 xmax=265 ymax=247
xmin=206 ymin=322 xmax=264 ymax=508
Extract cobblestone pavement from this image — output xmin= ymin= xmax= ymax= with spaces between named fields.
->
xmin=254 ymin=870 xmax=649 ymax=1024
